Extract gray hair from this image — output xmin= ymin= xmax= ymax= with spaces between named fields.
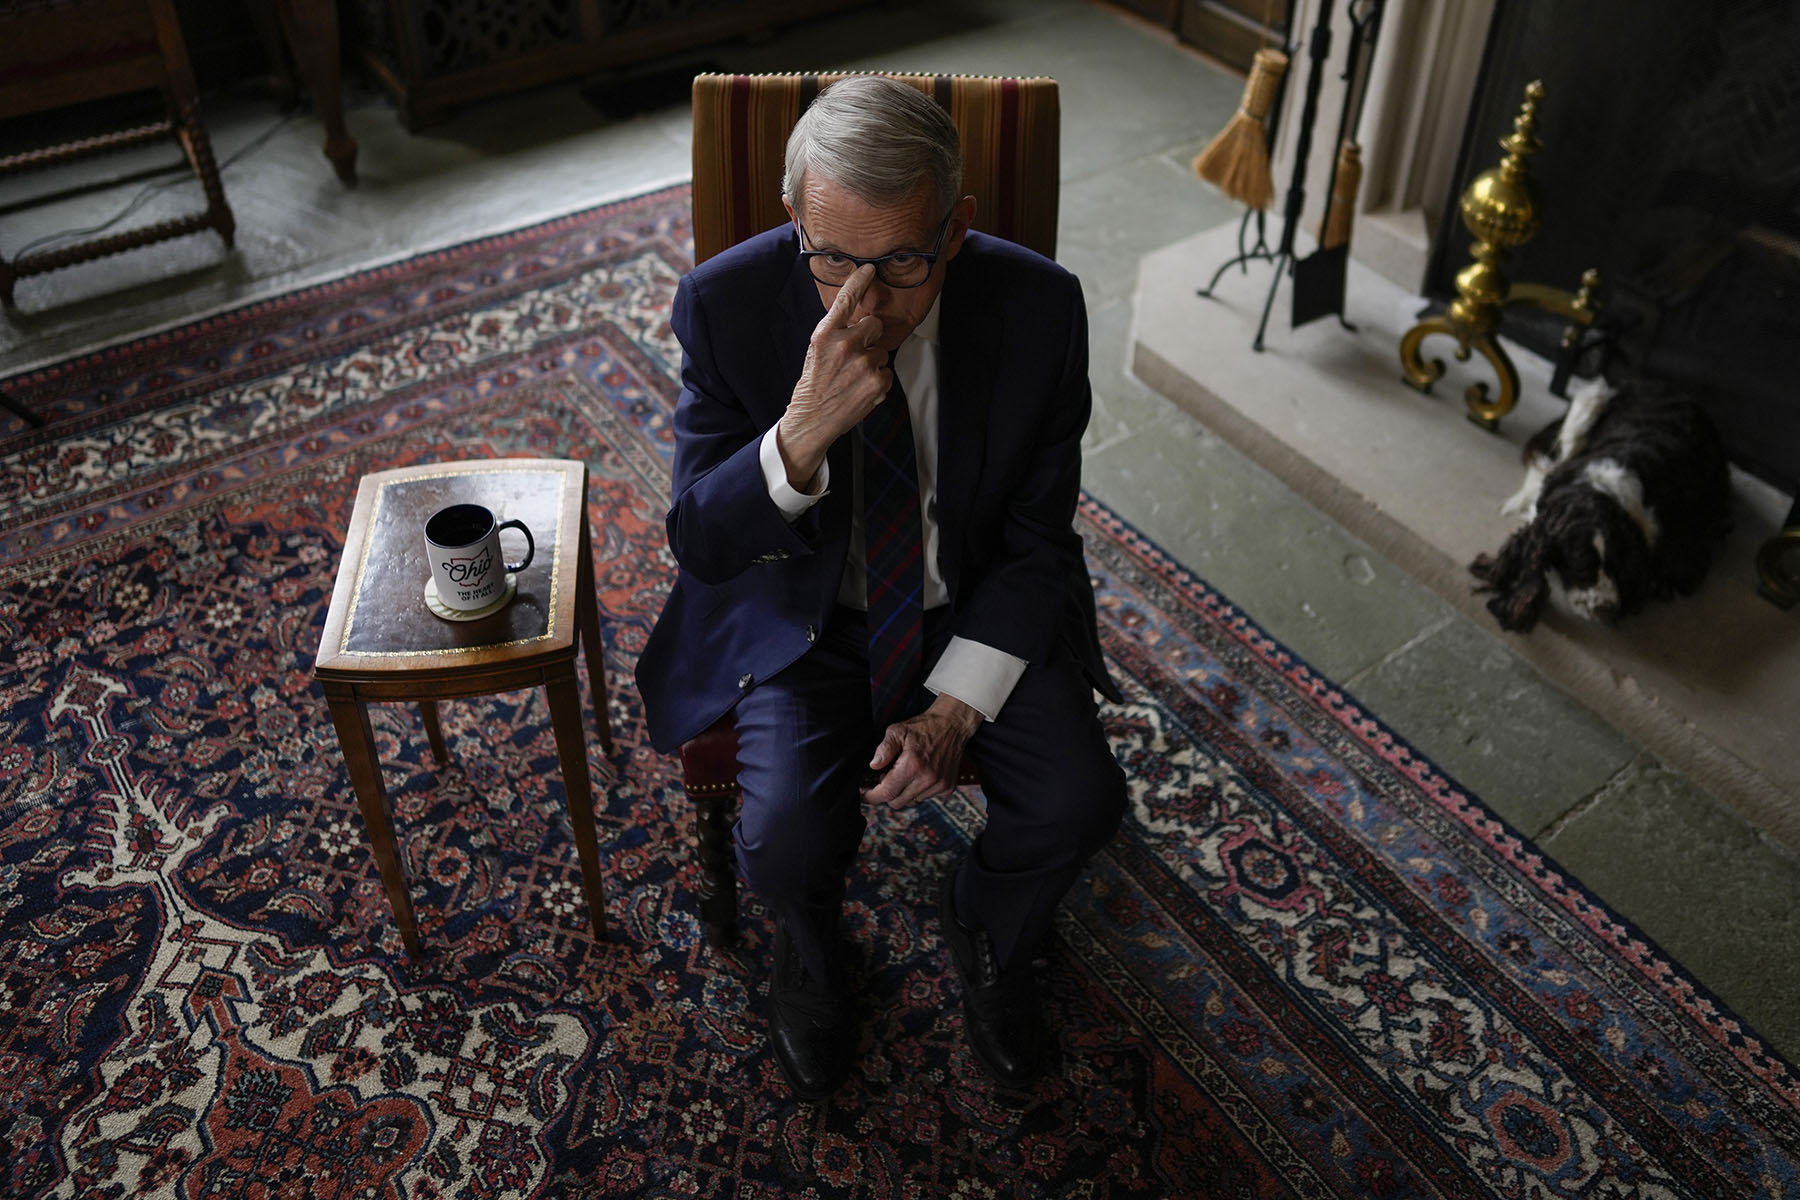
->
xmin=782 ymin=76 xmax=962 ymax=217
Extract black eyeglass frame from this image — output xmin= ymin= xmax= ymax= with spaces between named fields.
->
xmin=795 ymin=207 xmax=955 ymax=289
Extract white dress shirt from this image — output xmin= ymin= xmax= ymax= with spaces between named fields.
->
xmin=756 ymin=299 xmax=1027 ymax=721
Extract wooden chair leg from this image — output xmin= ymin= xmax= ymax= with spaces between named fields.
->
xmin=149 ymin=0 xmax=235 ymax=246
xmin=576 ymin=518 xmax=613 ymax=754
xmin=546 ymin=666 xmax=607 ymax=941
xmin=692 ymin=791 xmax=738 ymax=947
xmin=274 ymin=0 xmax=359 ymax=184
xmin=417 ymin=700 xmax=448 ymax=765
xmin=326 ymin=693 xmax=420 ymax=956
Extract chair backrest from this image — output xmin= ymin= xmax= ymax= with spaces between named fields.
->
xmin=690 ymin=72 xmax=1060 ymax=265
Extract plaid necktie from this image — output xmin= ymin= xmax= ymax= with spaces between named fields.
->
xmin=862 ymin=360 xmax=924 ymax=729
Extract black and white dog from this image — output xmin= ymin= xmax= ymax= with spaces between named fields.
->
xmin=1470 ymin=378 xmax=1731 ymax=632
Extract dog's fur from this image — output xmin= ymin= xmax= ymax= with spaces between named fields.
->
xmin=1470 ymin=378 xmax=1731 ymax=632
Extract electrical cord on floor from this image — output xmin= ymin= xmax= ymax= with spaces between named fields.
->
xmin=10 ymin=111 xmax=298 ymax=261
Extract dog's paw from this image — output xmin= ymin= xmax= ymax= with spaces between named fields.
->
xmin=1500 ymin=460 xmax=1549 ymax=519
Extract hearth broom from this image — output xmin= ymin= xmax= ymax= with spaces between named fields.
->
xmin=1318 ymin=141 xmax=1362 ymax=249
xmin=1191 ymin=45 xmax=1289 ymax=210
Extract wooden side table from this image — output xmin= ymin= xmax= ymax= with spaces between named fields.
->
xmin=315 ymin=459 xmax=613 ymax=956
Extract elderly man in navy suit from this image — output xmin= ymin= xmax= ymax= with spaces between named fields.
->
xmin=636 ymin=76 xmax=1126 ymax=1099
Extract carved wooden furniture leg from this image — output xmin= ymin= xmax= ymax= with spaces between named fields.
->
xmin=693 ymin=793 xmax=738 ymax=948
xmin=325 ymin=691 xmax=421 ymax=957
xmin=274 ymin=0 xmax=358 ymax=184
xmin=151 ymin=1 xmax=234 ymax=247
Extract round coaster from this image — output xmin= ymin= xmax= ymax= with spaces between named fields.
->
xmin=424 ymin=573 xmax=517 ymax=622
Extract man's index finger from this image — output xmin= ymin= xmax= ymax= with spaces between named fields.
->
xmin=827 ymin=263 xmax=876 ymax=325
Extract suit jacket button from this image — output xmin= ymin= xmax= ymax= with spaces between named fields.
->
xmin=805 ymin=625 xmax=817 ymax=643
xmin=738 ymin=673 xmax=753 ymax=689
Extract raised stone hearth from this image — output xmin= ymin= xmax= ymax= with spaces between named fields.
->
xmin=1131 ymin=221 xmax=1799 ymax=852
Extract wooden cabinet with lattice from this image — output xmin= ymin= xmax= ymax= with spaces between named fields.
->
xmin=348 ymin=0 xmax=871 ymax=130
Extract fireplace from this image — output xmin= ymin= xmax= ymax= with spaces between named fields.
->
xmin=1424 ymin=0 xmax=1800 ymax=498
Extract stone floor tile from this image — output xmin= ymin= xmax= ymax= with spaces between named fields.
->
xmin=1084 ymin=411 xmax=1454 ymax=685
xmin=1539 ymin=759 xmax=1800 ymax=1065
xmin=1060 ymin=152 xmax=1239 ymax=309
xmin=1342 ymin=619 xmax=1642 ymax=834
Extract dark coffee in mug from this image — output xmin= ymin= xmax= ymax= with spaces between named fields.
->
xmin=424 ymin=503 xmax=534 ymax=612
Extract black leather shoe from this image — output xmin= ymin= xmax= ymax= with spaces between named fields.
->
xmin=938 ymin=867 xmax=1046 ymax=1088
xmin=767 ymin=922 xmax=853 ymax=1101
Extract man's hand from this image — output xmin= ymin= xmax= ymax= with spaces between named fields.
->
xmin=776 ymin=264 xmax=891 ymax=489
xmin=863 ymin=693 xmax=984 ymax=808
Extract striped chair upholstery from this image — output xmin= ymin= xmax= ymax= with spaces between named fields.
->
xmin=690 ymin=71 xmax=1061 ymax=263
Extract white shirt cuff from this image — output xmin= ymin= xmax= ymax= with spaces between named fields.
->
xmin=759 ymin=425 xmax=829 ymax=521
xmin=925 ymin=636 xmax=1027 ymax=722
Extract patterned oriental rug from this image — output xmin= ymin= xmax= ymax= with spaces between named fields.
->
xmin=2 ymin=185 xmax=1797 ymax=1200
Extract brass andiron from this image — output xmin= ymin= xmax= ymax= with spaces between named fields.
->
xmin=1400 ymin=81 xmax=1600 ymax=431
xmin=1757 ymin=500 xmax=1800 ymax=609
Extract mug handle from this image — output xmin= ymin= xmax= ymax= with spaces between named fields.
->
xmin=497 ymin=519 xmax=534 ymax=574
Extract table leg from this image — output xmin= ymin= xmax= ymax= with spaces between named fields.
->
xmin=274 ymin=0 xmax=358 ymax=184
xmin=546 ymin=665 xmax=607 ymax=941
xmin=577 ymin=518 xmax=614 ymax=754
xmin=418 ymin=700 xmax=449 ymax=765
xmin=326 ymin=694 xmax=421 ymax=956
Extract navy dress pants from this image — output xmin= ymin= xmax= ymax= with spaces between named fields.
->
xmin=731 ymin=604 xmax=1127 ymax=984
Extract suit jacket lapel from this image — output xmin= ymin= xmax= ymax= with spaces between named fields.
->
xmin=936 ymin=254 xmax=998 ymax=602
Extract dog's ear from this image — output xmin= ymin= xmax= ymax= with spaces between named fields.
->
xmin=1604 ymin=511 xmax=1661 ymax=609
xmin=1471 ymin=526 xmax=1548 ymax=632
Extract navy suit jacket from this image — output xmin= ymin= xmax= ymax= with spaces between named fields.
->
xmin=635 ymin=225 xmax=1120 ymax=753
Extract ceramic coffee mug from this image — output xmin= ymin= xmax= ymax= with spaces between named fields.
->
xmin=424 ymin=503 xmax=534 ymax=612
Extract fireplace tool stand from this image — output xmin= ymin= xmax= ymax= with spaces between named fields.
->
xmin=1194 ymin=0 xmax=1296 ymax=294
xmin=1399 ymin=81 xmax=1602 ymax=431
xmin=1198 ymin=0 xmax=1386 ymax=352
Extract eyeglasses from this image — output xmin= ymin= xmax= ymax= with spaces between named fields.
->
xmin=796 ymin=208 xmax=953 ymax=289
